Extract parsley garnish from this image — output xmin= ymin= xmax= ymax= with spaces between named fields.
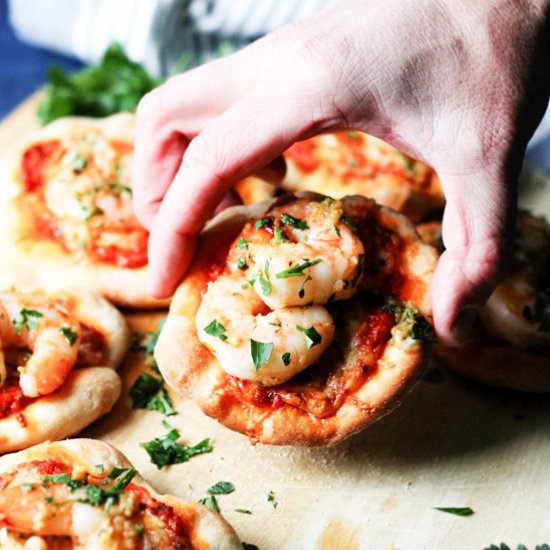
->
xmin=141 ymin=421 xmax=213 ymax=469
xmin=250 ymin=339 xmax=274 ymax=372
xmin=235 ymin=508 xmax=252 ymax=514
xmin=433 ymin=507 xmax=474 ymax=516
xmin=207 ymin=481 xmax=235 ymax=495
xmin=129 ymin=373 xmax=176 ymax=416
xmin=273 ymin=226 xmax=289 ymax=244
xmin=12 ymin=309 xmax=43 ymax=334
xmin=275 ymin=258 xmax=323 ymax=279
xmin=72 ymin=154 xmax=88 ymax=173
xmin=95 ymin=464 xmax=105 ymax=473
xmin=204 ymin=319 xmax=228 ymax=341
xmin=21 ymin=483 xmax=35 ymax=491
xmin=281 ymin=352 xmax=291 ymax=366
xmin=60 ymin=326 xmax=78 ymax=346
xmin=258 ymin=261 xmax=272 ymax=297
xmin=280 ymin=213 xmax=309 ymax=230
xmin=267 ymin=490 xmax=278 ymax=508
xmin=237 ymin=257 xmax=249 ymax=271
xmin=199 ymin=495 xmax=220 ymax=512
xmin=296 ymin=326 xmax=322 ymax=349
xmin=236 ymin=236 xmax=249 ymax=250
xmin=254 ymin=217 xmax=273 ymax=230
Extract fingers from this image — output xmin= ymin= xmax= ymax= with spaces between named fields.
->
xmin=147 ymin=86 xmax=318 ymax=297
xmin=431 ymin=167 xmax=516 ymax=346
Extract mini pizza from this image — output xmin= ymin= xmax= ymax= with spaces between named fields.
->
xmin=0 ymin=287 xmax=129 ymax=453
xmin=434 ymin=212 xmax=550 ymax=393
xmin=0 ymin=113 xmax=167 ymax=308
xmin=156 ymin=193 xmax=437 ymax=446
xmin=234 ymin=131 xmax=445 ymax=222
xmin=0 ymin=438 xmax=242 ymax=549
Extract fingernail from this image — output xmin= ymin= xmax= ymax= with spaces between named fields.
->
xmin=450 ymin=308 xmax=477 ymax=344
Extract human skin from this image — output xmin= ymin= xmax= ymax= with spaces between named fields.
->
xmin=133 ymin=0 xmax=550 ymax=346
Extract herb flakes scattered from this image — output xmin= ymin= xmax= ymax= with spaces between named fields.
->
xmin=433 ymin=506 xmax=474 ymax=517
xmin=207 ymin=481 xmax=235 ymax=495
xmin=204 ymin=319 xmax=228 ymax=341
xmin=12 ymin=309 xmax=43 ymax=334
xmin=250 ymin=340 xmax=274 ymax=372
xmin=296 ymin=325 xmax=322 ymax=349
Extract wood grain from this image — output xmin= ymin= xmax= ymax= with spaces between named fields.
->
xmin=1 ymin=95 xmax=550 ymax=550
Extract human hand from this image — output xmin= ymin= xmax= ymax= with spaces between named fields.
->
xmin=133 ymin=0 xmax=550 ymax=346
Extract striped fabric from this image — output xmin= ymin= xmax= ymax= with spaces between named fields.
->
xmin=8 ymin=0 xmax=336 ymax=77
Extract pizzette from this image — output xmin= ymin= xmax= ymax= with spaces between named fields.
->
xmin=156 ymin=193 xmax=438 ymax=446
xmin=0 ymin=438 xmax=242 ymax=549
xmin=0 ymin=287 xmax=129 ymax=453
xmin=0 ymin=113 xmax=167 ymax=308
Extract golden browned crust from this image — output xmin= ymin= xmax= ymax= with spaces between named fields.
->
xmin=0 ymin=114 xmax=168 ymax=309
xmin=0 ymin=439 xmax=242 ymax=549
xmin=434 ymin=334 xmax=550 ymax=393
xmin=0 ymin=369 xmax=121 ymax=454
xmin=156 ymin=194 xmax=437 ymax=446
xmin=235 ymin=132 xmax=445 ymax=222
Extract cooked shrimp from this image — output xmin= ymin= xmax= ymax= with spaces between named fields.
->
xmin=0 ymin=481 xmax=142 ymax=549
xmin=196 ymin=274 xmax=335 ymax=385
xmin=0 ymin=290 xmax=81 ymax=397
xmin=228 ymin=197 xmax=365 ymax=309
xmin=479 ymin=212 xmax=550 ymax=350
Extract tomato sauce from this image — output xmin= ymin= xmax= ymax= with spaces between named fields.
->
xmin=0 ymin=459 xmax=70 ymax=491
xmin=0 ymin=380 xmax=36 ymax=423
xmin=285 ymin=140 xmax=320 ymax=173
xmin=21 ymin=140 xmax=60 ymax=192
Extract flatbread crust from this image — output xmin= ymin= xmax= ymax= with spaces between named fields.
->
xmin=0 ymin=287 xmax=130 ymax=453
xmin=235 ymin=131 xmax=445 ymax=222
xmin=156 ymin=194 xmax=437 ymax=446
xmin=0 ymin=114 xmax=167 ymax=308
xmin=0 ymin=438 xmax=242 ymax=549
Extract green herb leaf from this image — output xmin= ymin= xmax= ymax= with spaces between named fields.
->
xmin=273 ymin=226 xmax=289 ymax=244
xmin=72 ymin=154 xmax=88 ymax=173
xmin=129 ymin=373 xmax=176 ymax=416
xmin=38 ymin=43 xmax=161 ymax=125
xmin=434 ymin=507 xmax=474 ymax=517
xmin=12 ymin=309 xmax=43 ymax=334
xmin=296 ymin=326 xmax=322 ymax=349
xmin=281 ymin=353 xmax=291 ymax=366
xmin=140 ymin=423 xmax=213 ymax=469
xmin=94 ymin=464 xmax=105 ymax=473
xmin=207 ymin=481 xmax=235 ymax=495
xmin=258 ymin=260 xmax=272 ymax=297
xmin=236 ymin=236 xmax=249 ymax=250
xmin=60 ymin=326 xmax=78 ymax=346
xmin=204 ymin=319 xmax=228 ymax=341
xmin=280 ymin=213 xmax=309 ymax=230
xmin=199 ymin=495 xmax=220 ymax=512
xmin=275 ymin=258 xmax=323 ymax=279
xmin=254 ymin=217 xmax=273 ymax=230
xmin=267 ymin=490 xmax=277 ymax=508
xmin=250 ymin=339 xmax=274 ymax=372
xmin=237 ymin=257 xmax=249 ymax=271
xmin=235 ymin=508 xmax=252 ymax=514
xmin=21 ymin=483 xmax=35 ymax=491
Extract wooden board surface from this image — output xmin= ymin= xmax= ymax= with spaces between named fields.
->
xmin=1 ymin=95 xmax=550 ymax=550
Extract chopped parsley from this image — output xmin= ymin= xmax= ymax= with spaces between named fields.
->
xmin=235 ymin=508 xmax=252 ymax=514
xmin=109 ymin=181 xmax=132 ymax=196
xmin=250 ymin=339 xmax=274 ymax=371
xmin=267 ymin=490 xmax=278 ymax=508
xmin=254 ymin=217 xmax=273 ymax=230
xmin=275 ymin=258 xmax=323 ymax=279
xmin=199 ymin=495 xmax=220 ymax=512
xmin=281 ymin=352 xmax=291 ymax=366
xmin=280 ymin=213 xmax=309 ymax=231
xmin=433 ymin=506 xmax=474 ymax=517
xmin=12 ymin=309 xmax=43 ymax=334
xmin=296 ymin=326 xmax=322 ymax=349
xmin=273 ymin=226 xmax=289 ymax=244
xmin=21 ymin=483 xmax=35 ymax=491
xmin=129 ymin=372 xmax=176 ymax=416
xmin=94 ymin=464 xmax=105 ymax=473
xmin=207 ymin=481 xmax=235 ymax=495
xmin=237 ymin=257 xmax=249 ymax=271
xmin=140 ymin=420 xmax=213 ymax=469
xmin=236 ymin=236 xmax=249 ymax=250
xmin=298 ymin=275 xmax=312 ymax=299
xmin=383 ymin=296 xmax=435 ymax=342
xmin=72 ymin=154 xmax=88 ymax=173
xmin=60 ymin=326 xmax=78 ymax=346
xmin=258 ymin=261 xmax=272 ymax=297
xmin=204 ymin=319 xmax=228 ymax=341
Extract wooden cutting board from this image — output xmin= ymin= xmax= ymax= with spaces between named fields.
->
xmin=2 ymin=94 xmax=550 ymax=550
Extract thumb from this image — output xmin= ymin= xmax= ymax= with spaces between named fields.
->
xmin=431 ymin=167 xmax=516 ymax=346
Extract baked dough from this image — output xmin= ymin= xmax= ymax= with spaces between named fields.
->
xmin=434 ymin=212 xmax=550 ymax=392
xmin=235 ymin=131 xmax=445 ymax=222
xmin=0 ymin=287 xmax=130 ymax=453
xmin=156 ymin=193 xmax=437 ymax=446
xmin=0 ymin=438 xmax=242 ymax=549
xmin=0 ymin=114 xmax=167 ymax=308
